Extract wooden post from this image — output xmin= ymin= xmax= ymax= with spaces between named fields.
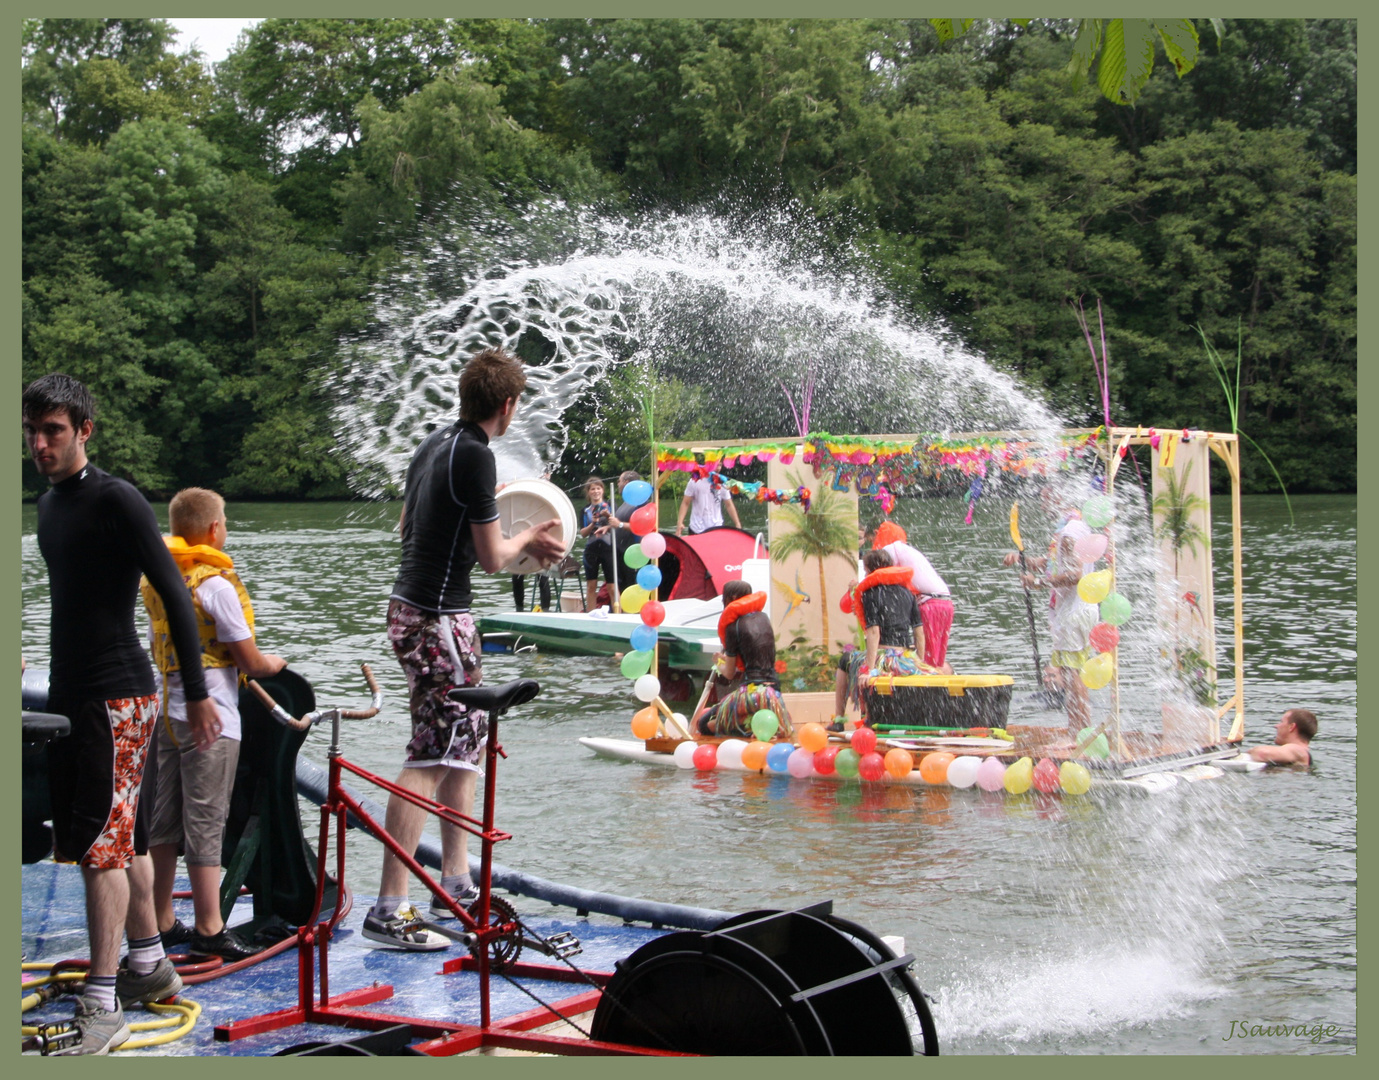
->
xmin=1102 ymin=435 xmax=1124 ymax=760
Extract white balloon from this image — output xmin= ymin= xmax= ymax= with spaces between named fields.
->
xmin=673 ymin=741 xmax=698 ymax=769
xmin=946 ymin=755 xmax=981 ymax=789
xmin=634 ymin=674 xmax=661 ymax=703
xmin=716 ymin=739 xmax=748 ymax=770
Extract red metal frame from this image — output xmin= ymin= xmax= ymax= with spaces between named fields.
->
xmin=214 ymin=701 xmax=687 ymax=1056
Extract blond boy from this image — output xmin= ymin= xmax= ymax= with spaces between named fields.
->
xmin=141 ymin=489 xmax=285 ymax=961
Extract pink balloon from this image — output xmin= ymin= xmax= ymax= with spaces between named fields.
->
xmin=787 ymin=747 xmax=816 ymax=778
xmin=1074 ymin=533 xmax=1108 ymax=563
xmin=976 ymin=757 xmax=1007 ymax=792
xmin=640 ymin=532 xmax=666 ymax=559
xmin=1061 ymin=518 xmax=1091 ymax=542
xmin=1032 ymin=758 xmax=1061 ymax=794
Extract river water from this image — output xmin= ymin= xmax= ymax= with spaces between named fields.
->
xmin=20 ymin=492 xmax=1355 ymax=1055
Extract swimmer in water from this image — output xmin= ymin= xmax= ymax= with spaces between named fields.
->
xmin=1248 ymin=708 xmax=1316 ymax=767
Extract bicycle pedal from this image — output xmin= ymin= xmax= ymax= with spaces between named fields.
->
xmin=34 ymin=1022 xmax=80 ymax=1055
xmin=545 ymin=931 xmax=582 ymax=960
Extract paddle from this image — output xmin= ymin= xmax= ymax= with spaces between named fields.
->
xmin=1009 ymin=501 xmax=1059 ymax=707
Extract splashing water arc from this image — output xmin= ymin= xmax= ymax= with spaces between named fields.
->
xmin=333 ymin=204 xmax=1064 ymax=494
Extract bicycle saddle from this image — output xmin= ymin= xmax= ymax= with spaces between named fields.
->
xmin=447 ymin=679 xmax=541 ymax=715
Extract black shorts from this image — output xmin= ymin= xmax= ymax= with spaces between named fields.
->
xmin=46 ymin=694 xmax=160 ymax=869
xmin=583 ymin=538 xmax=615 ymax=583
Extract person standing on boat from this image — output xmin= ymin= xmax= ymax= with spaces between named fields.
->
xmin=1248 ymin=709 xmax=1316 ymax=766
xmin=1041 ymin=526 xmax=1097 ymax=732
xmin=579 ymin=476 xmax=616 ymax=611
xmin=871 ymin=522 xmax=954 ymax=669
xmin=23 ymin=373 xmax=218 ymax=1054
xmin=141 ymin=488 xmax=286 ymax=963
xmin=695 ymin=580 xmax=789 ymax=737
xmin=675 ymin=466 xmax=742 ymax=535
xmin=833 ymin=548 xmax=936 ymax=726
xmin=364 ymin=348 xmax=566 ymax=951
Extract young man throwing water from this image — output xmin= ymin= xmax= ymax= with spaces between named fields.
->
xmin=364 ymin=348 xmax=567 ymax=950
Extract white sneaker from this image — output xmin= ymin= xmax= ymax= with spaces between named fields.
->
xmin=360 ymin=904 xmax=448 ymax=951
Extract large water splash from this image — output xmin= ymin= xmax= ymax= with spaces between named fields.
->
xmin=332 ymin=201 xmax=1063 ymax=494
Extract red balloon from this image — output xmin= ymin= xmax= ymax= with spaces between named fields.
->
xmin=857 ymin=752 xmax=886 ymax=782
xmin=692 ymin=743 xmax=718 ymax=771
xmin=813 ymin=746 xmax=840 ymax=775
xmin=640 ymin=600 xmax=666 ymax=627
xmin=1032 ymin=757 xmax=1061 ymax=794
xmin=839 ymin=592 xmax=853 ymax=615
xmin=850 ymin=726 xmax=878 ymax=756
xmin=1089 ymin=622 xmax=1120 ymax=653
xmin=630 ymin=505 xmax=658 ymax=537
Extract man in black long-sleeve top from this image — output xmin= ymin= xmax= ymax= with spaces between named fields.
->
xmin=23 ymin=373 xmax=220 ymax=1054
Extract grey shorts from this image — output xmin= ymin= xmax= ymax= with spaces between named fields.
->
xmin=147 ymin=718 xmax=241 ymax=866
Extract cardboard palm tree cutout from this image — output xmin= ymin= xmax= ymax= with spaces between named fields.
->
xmin=1152 ymin=438 xmax=1217 ymax=706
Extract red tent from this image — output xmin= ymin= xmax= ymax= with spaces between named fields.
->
xmin=660 ymin=527 xmax=763 ymax=600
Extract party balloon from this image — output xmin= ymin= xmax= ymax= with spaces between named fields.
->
xmin=692 ymin=743 xmax=718 ymax=771
xmin=750 ymin=709 xmax=780 ymax=741
xmin=1075 ymin=727 xmax=1110 ymax=760
xmin=620 ymin=650 xmax=653 ymax=679
xmin=839 ymin=593 xmax=854 ymax=615
xmin=1003 ymin=756 xmax=1034 ymax=795
xmin=976 ymin=757 xmax=1007 ymax=792
xmin=741 ymin=741 xmax=770 ymax=771
xmin=797 ymin=723 xmax=829 ymax=754
xmin=1088 ymin=622 xmax=1120 ymax=654
xmin=767 ymin=742 xmax=794 ymax=774
xmin=1080 ymin=652 xmax=1114 ymax=690
xmin=620 ymin=585 xmax=648 ymax=613
xmin=787 ymin=747 xmax=816 ymax=779
xmin=671 ymin=713 xmax=690 ymax=735
xmin=1082 ymin=495 xmax=1114 ymax=529
xmin=1100 ymin=592 xmax=1132 ymax=626
xmin=630 ymin=707 xmax=659 ymax=740
xmin=946 ymin=756 xmax=981 ymax=789
xmin=885 ymin=748 xmax=916 ymax=779
xmin=629 ymin=624 xmax=658 ymax=653
xmin=813 ymin=746 xmax=840 ymax=775
xmin=622 ymin=480 xmax=653 ymax=507
xmin=1077 ymin=569 xmax=1113 ymax=605
xmin=639 ymin=532 xmax=666 ymax=559
xmin=858 ymin=752 xmax=886 ymax=782
xmin=918 ymin=751 xmax=954 ymax=785
xmin=640 ymin=600 xmax=666 ymax=628
xmin=629 ymin=505 xmax=657 ymax=537
xmin=834 ymin=748 xmax=860 ymax=779
xmin=850 ymin=726 xmax=878 ymax=756
xmin=1074 ymin=533 xmax=1108 ymax=563
xmin=1032 ymin=757 xmax=1061 ymax=794
xmin=1060 ymin=760 xmax=1092 ymax=795
xmin=717 ymin=739 xmax=747 ymax=770
xmin=633 ymin=674 xmax=661 ymax=702
xmin=1061 ymin=518 xmax=1092 ymax=542
xmin=636 ymin=565 xmax=662 ymax=591
xmin=623 ymin=545 xmax=649 ymax=569
xmin=673 ymin=741 xmax=698 ymax=769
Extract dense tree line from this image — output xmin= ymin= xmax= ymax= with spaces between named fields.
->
xmin=22 ymin=17 xmax=1355 ymax=499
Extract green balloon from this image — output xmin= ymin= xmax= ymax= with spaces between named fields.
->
xmin=835 ymin=748 xmax=860 ymax=779
xmin=620 ymin=650 xmax=653 ymax=679
xmin=1082 ymin=495 xmax=1114 ymax=529
xmin=750 ymin=709 xmax=779 ymax=741
xmin=1100 ymin=591 xmax=1133 ymax=627
xmin=623 ymin=545 xmax=649 ymax=569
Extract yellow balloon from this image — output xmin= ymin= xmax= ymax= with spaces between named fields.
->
xmin=620 ymin=585 xmax=648 ymax=613
xmin=630 ymin=707 xmax=659 ymax=740
xmin=1003 ymin=756 xmax=1034 ymax=795
xmin=1080 ymin=652 xmax=1114 ymax=690
xmin=1059 ymin=760 xmax=1092 ymax=796
xmin=797 ymin=723 xmax=829 ymax=754
xmin=1077 ymin=569 xmax=1113 ymax=605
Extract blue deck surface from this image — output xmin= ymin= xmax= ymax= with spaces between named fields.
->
xmin=22 ymin=862 xmax=668 ymax=1056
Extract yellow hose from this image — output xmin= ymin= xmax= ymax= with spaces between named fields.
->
xmin=21 ymin=962 xmax=201 ymax=1051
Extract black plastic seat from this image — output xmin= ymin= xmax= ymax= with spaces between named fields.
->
xmin=22 ymin=711 xmax=70 ymax=745
xmin=447 ymin=679 xmax=541 ymax=715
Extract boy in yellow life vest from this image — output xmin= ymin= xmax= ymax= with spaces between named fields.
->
xmin=139 ymin=488 xmax=286 ymax=962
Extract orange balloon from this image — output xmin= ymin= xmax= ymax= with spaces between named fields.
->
xmin=630 ymin=707 xmax=659 ymax=740
xmin=918 ymin=751 xmax=956 ymax=785
xmin=797 ymin=723 xmax=829 ymax=754
xmin=883 ymin=747 xmax=915 ymax=779
xmin=741 ymin=741 xmax=770 ymax=771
